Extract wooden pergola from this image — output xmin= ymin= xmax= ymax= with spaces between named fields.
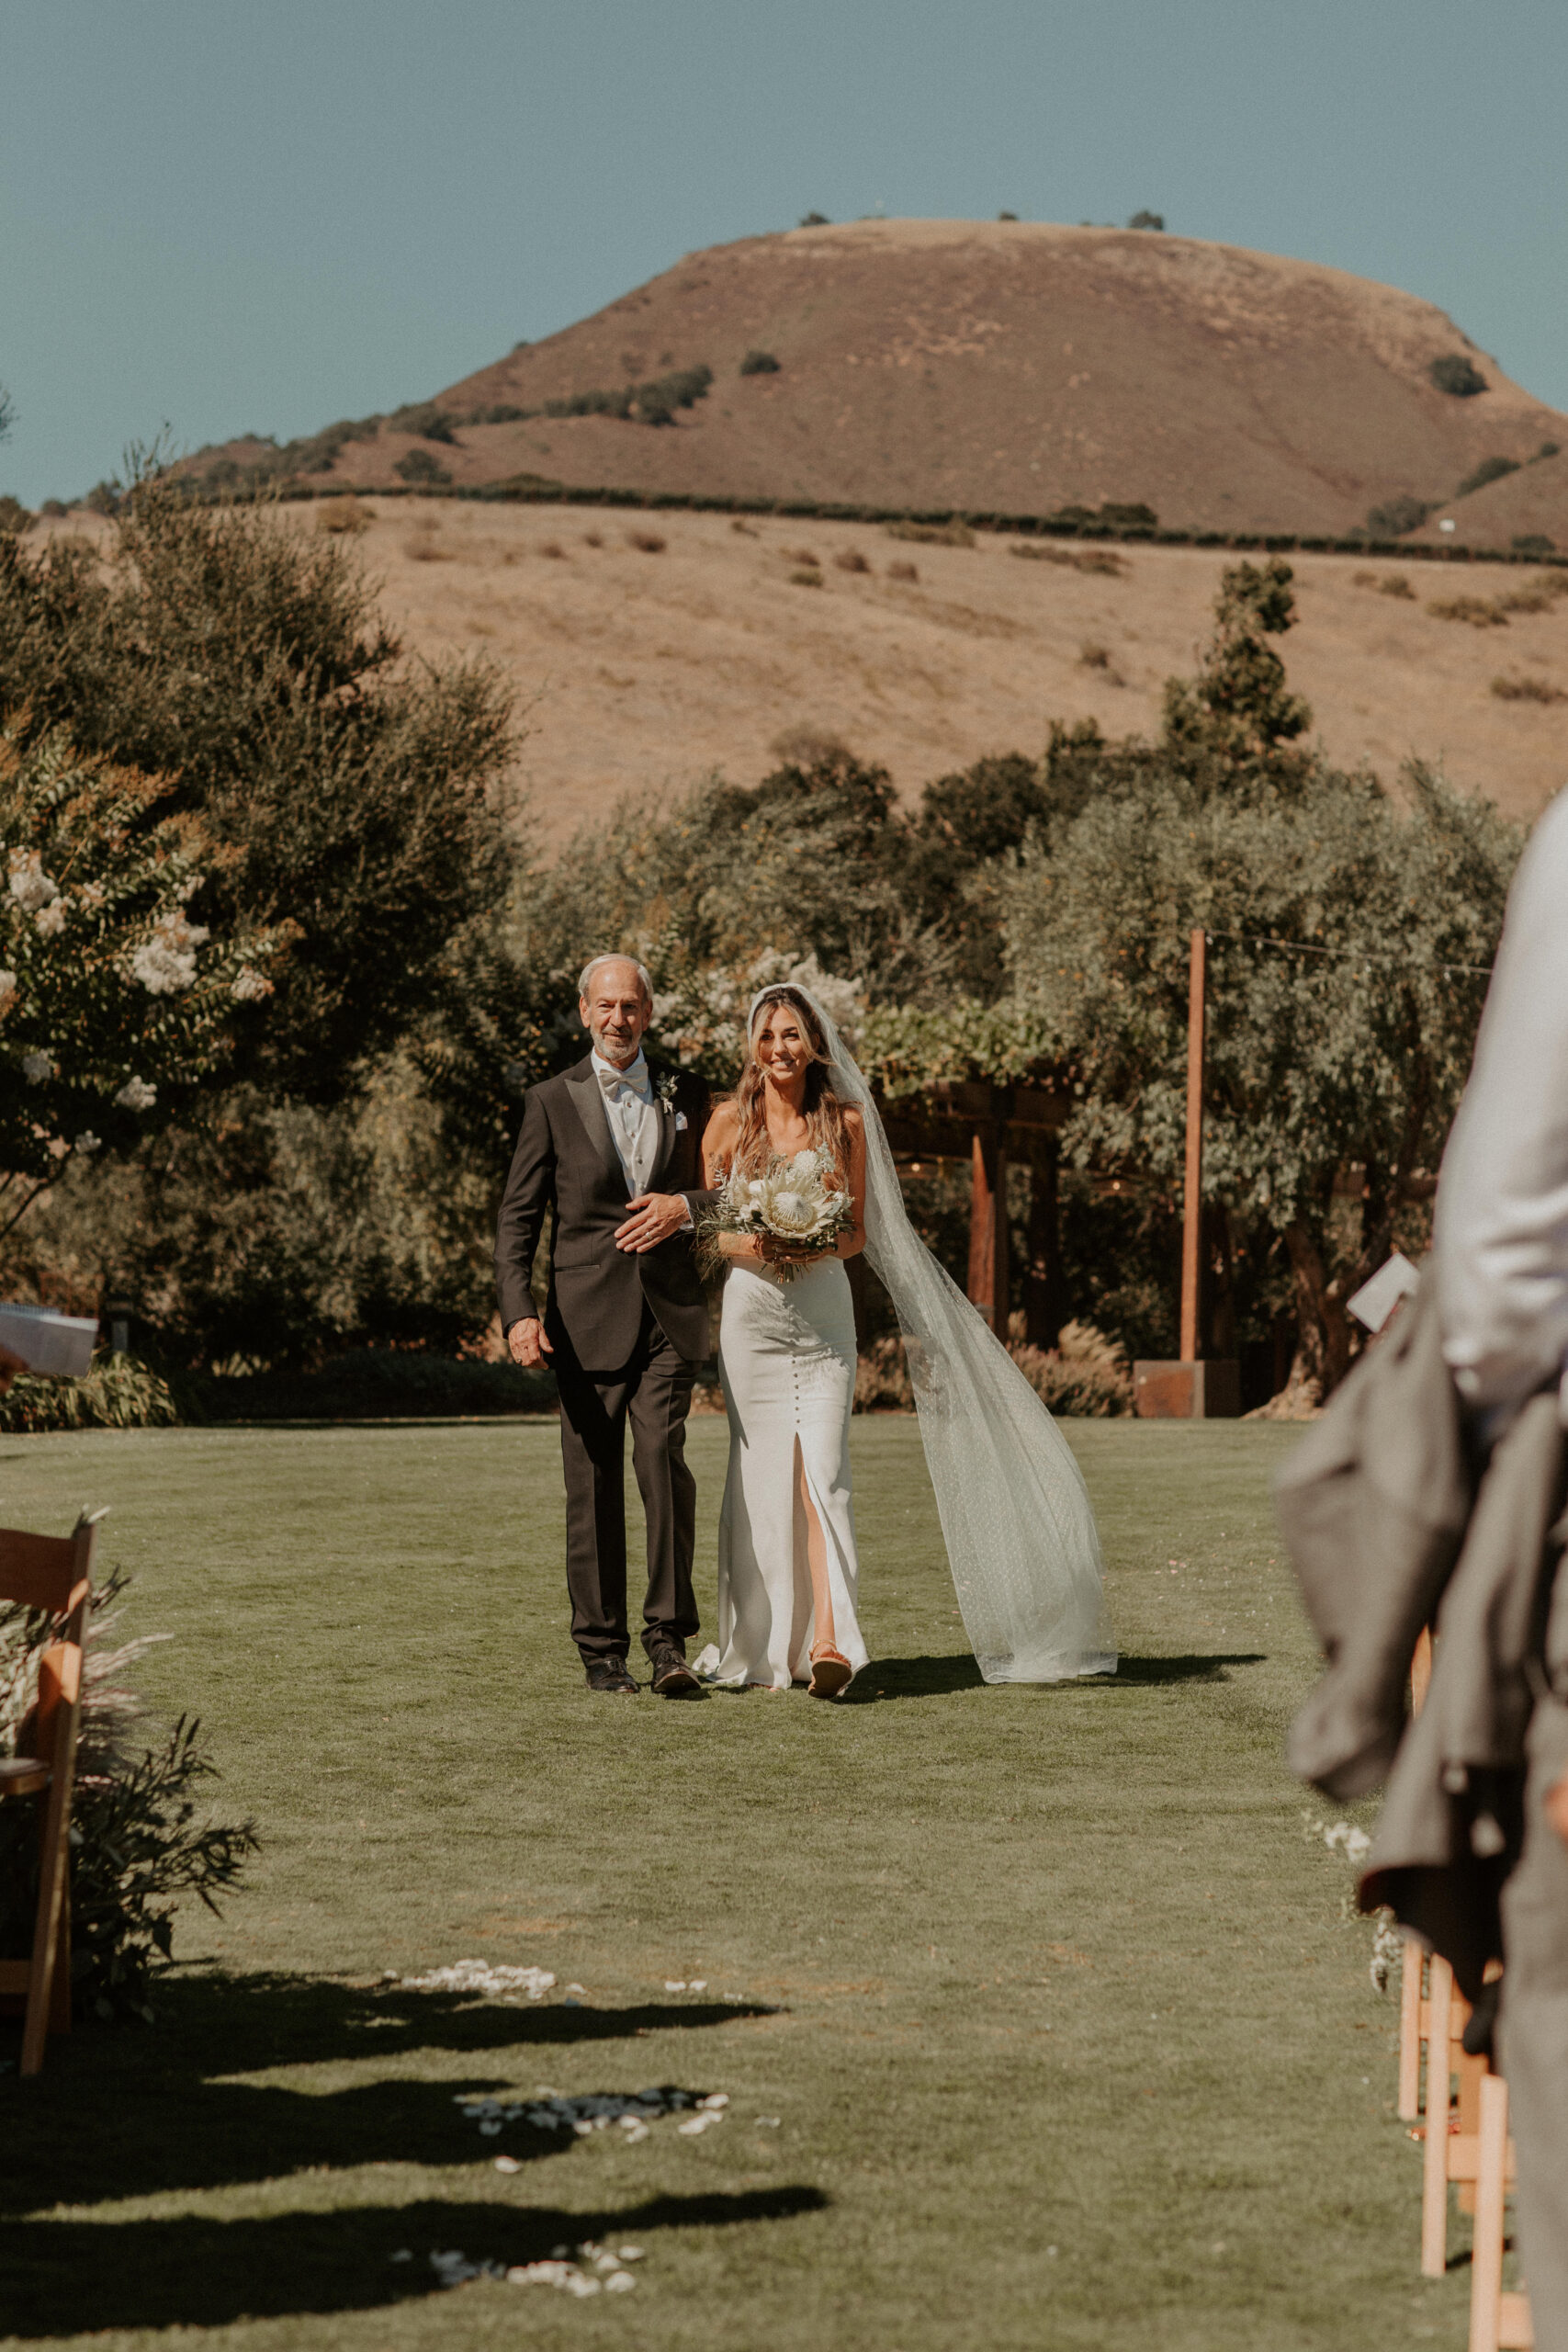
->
xmin=874 ymin=1079 xmax=1073 ymax=1340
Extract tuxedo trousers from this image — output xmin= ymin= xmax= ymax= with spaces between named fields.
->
xmin=555 ymin=1305 xmax=701 ymax=1664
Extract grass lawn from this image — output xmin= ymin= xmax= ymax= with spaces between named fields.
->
xmin=0 ymin=1416 xmax=1466 ymax=2351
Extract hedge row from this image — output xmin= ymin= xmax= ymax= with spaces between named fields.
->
xmin=220 ymin=477 xmax=1565 ymax=568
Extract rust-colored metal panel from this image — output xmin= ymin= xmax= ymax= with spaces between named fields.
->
xmin=1133 ymin=1360 xmax=1240 ymax=1419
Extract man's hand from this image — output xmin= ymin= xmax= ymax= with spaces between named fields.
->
xmin=508 ymin=1317 xmax=552 ymax=1370
xmin=615 ymin=1193 xmax=691 ymax=1254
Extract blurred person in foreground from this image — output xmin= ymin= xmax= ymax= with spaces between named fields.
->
xmin=1435 ymin=783 xmax=1568 ymax=2349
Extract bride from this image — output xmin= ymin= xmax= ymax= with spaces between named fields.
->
xmin=698 ymin=981 xmax=1115 ymax=1697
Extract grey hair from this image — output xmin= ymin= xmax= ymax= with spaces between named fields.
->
xmin=577 ymin=953 xmax=654 ymax=1006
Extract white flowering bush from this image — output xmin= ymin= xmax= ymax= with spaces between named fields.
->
xmin=0 ymin=725 xmax=284 ymax=1226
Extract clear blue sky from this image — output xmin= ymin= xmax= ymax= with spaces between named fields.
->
xmin=4 ymin=0 xmax=1564 ymax=506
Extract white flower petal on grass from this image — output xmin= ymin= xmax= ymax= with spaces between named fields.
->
xmin=677 ymin=2110 xmax=723 ymax=2136
xmin=605 ymin=2273 xmax=636 ymax=2292
xmin=696 ymin=2092 xmax=728 ymax=2109
xmin=400 ymin=1960 xmax=555 ymax=1999
xmin=617 ymin=2246 xmax=646 ymax=2262
xmin=115 ymin=1076 xmax=157 ymax=1111
xmin=688 ymin=1980 xmax=708 ymax=1993
xmin=493 ymin=2154 xmax=521 ymax=2174
xmin=21 ymin=1050 xmax=53 ymax=1082
xmin=665 ymin=1979 xmax=686 ymax=1991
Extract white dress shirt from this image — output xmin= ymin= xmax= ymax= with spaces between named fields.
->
xmin=590 ymin=1047 xmax=659 ymax=1194
xmin=1436 ymin=785 xmax=1568 ymax=1423
xmin=589 ymin=1047 xmax=694 ymax=1227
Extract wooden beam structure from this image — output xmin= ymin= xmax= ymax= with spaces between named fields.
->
xmin=1180 ymin=927 xmax=1207 ymax=1363
xmin=877 ymin=1080 xmax=1071 ymax=1332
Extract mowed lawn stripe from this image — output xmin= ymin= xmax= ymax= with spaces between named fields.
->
xmin=0 ymin=1419 xmax=1462 ymax=2351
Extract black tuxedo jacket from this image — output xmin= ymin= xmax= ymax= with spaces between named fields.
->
xmin=494 ymin=1057 xmax=717 ymax=1370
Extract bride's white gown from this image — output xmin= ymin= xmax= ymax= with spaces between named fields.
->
xmin=708 ymin=1256 xmax=868 ymax=1688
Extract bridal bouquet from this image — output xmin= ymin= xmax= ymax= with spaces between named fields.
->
xmin=700 ymin=1148 xmax=852 ymax=1281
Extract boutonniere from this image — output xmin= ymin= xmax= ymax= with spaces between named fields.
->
xmin=657 ymin=1070 xmax=680 ymax=1112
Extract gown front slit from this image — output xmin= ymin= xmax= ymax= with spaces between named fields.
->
xmin=710 ymin=1255 xmax=868 ymax=1688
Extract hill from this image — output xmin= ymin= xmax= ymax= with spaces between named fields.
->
xmin=181 ymin=220 xmax=1568 ymax=541
xmin=43 ymin=499 xmax=1566 ymax=842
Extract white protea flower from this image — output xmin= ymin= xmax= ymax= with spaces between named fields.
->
xmin=752 ymin=1148 xmax=845 ymax=1243
xmin=114 ymin=1075 xmax=156 ymax=1111
xmin=8 ymin=850 xmax=59 ymax=914
xmin=21 ymin=1049 xmax=54 ymax=1082
xmin=230 ymin=966 xmax=272 ymax=1003
xmin=34 ymin=899 xmax=68 ymax=937
xmin=130 ymin=911 xmax=209 ymax=995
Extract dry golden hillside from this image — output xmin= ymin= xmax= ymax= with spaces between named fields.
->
xmin=294 ymin=499 xmax=1568 ymax=839
xmin=243 ymin=219 xmax=1568 ymax=540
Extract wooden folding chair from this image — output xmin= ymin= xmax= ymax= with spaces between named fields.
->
xmin=1420 ymin=1954 xmax=1495 ymax=2274
xmin=1398 ymin=1626 xmax=1438 ymax=2119
xmin=0 ymin=1510 xmax=102 ymax=2075
xmin=1469 ymin=2071 xmax=1533 ymax=2351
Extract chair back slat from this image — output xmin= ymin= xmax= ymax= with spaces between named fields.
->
xmin=0 ymin=1529 xmax=83 ymax=1614
xmin=0 ymin=1511 xmax=103 ymax=1621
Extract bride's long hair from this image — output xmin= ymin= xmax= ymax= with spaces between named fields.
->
xmin=734 ymin=986 xmax=852 ymax=1178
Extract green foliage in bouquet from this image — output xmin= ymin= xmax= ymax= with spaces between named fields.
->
xmin=0 ymin=1571 xmax=256 ymax=2019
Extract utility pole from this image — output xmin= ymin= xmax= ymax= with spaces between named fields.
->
xmin=1179 ymin=927 xmax=1206 ymax=1364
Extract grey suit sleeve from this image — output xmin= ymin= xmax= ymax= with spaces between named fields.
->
xmin=1436 ymin=786 xmax=1568 ymax=1421
xmin=494 ymin=1087 xmax=555 ymax=1334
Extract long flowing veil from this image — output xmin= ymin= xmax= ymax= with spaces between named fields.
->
xmin=755 ymin=986 xmax=1116 ymax=1683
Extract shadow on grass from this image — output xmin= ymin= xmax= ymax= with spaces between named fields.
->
xmin=1111 ymin=1652 xmax=1267 ymax=1685
xmin=848 ymin=1651 xmax=1266 ymax=1701
xmin=0 ymin=1971 xmax=781 ymax=2219
xmin=2 ymin=2188 xmax=829 ymax=2335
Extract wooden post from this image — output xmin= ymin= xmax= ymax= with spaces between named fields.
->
xmin=1024 ymin=1136 xmax=1066 ymax=1348
xmin=967 ymin=1125 xmax=1009 ymax=1334
xmin=1180 ymin=927 xmax=1206 ymax=1363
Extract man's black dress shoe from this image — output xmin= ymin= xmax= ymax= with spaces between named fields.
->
xmin=585 ymin=1655 xmax=639 ymax=1695
xmin=649 ymin=1642 xmax=700 ymax=1697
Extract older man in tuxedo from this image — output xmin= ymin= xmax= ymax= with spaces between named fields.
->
xmin=495 ymin=956 xmax=716 ymax=1696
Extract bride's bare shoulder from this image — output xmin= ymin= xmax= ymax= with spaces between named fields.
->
xmin=702 ymin=1096 xmax=740 ymax=1141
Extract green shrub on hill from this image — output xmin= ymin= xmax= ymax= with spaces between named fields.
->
xmin=1455 ymin=454 xmax=1520 ymax=498
xmin=393 ymin=448 xmax=451 ymax=485
xmin=1429 ymin=354 xmax=1487 ymax=397
xmin=1365 ymin=493 xmax=1432 ymax=537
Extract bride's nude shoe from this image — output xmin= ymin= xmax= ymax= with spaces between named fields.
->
xmin=807 ymin=1644 xmax=852 ymax=1699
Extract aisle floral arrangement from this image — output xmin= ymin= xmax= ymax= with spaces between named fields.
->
xmin=0 ymin=1568 xmax=255 ymax=2019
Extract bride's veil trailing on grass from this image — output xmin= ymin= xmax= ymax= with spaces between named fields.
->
xmin=761 ymin=985 xmax=1116 ymax=1684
